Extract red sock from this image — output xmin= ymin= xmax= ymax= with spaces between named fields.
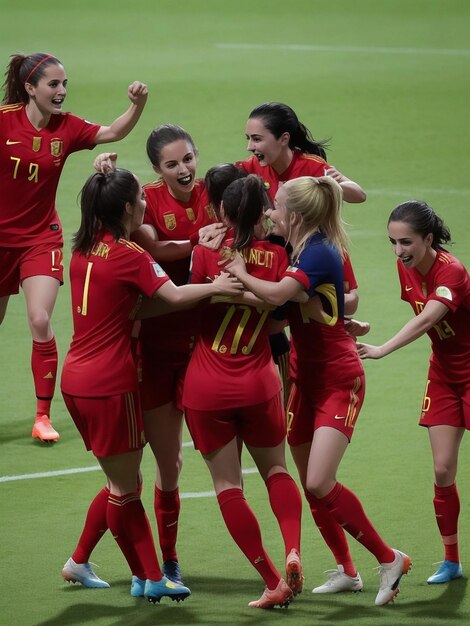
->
xmin=72 ymin=487 xmax=109 ymax=564
xmin=434 ymin=483 xmax=460 ymax=562
xmin=154 ymin=486 xmax=180 ymax=561
xmin=305 ymin=490 xmax=356 ymax=577
xmin=266 ymin=472 xmax=302 ymax=556
xmin=217 ymin=488 xmax=280 ymax=589
xmin=32 ymin=337 xmax=58 ymax=417
xmin=107 ymin=492 xmax=162 ymax=581
xmin=322 ymin=483 xmax=395 ymax=564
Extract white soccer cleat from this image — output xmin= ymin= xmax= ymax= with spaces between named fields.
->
xmin=62 ymin=557 xmax=110 ymax=588
xmin=312 ymin=565 xmax=363 ymax=593
xmin=375 ymin=549 xmax=412 ymax=606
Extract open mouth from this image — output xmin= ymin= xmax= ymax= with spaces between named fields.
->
xmin=400 ymin=255 xmax=412 ymax=265
xmin=177 ymin=175 xmax=192 ymax=186
xmin=254 ymin=152 xmax=265 ymax=162
xmin=52 ymin=98 xmax=64 ymax=106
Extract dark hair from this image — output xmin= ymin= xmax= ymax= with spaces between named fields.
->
xmin=222 ymin=174 xmax=271 ymax=250
xmin=73 ymin=169 xmax=139 ymax=255
xmin=2 ymin=52 xmax=61 ymax=105
xmin=388 ymin=200 xmax=452 ymax=250
xmin=146 ymin=124 xmax=197 ymax=168
xmin=248 ymin=102 xmax=329 ymax=159
xmin=204 ymin=163 xmax=248 ymax=219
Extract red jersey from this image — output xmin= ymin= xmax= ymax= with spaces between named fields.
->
xmin=140 ymin=178 xmax=216 ymax=353
xmin=238 ymin=150 xmax=329 ymax=200
xmin=397 ymin=250 xmax=470 ymax=384
xmin=343 ymin=253 xmax=358 ymax=291
xmin=284 ymin=232 xmax=364 ymax=388
xmin=61 ymin=232 xmax=170 ymax=397
xmin=183 ymin=240 xmax=289 ymax=410
xmin=0 ymin=104 xmax=100 ymax=247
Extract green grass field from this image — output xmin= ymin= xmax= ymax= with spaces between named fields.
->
xmin=1 ymin=1 xmax=469 ymax=624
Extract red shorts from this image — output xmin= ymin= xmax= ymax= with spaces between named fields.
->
xmin=0 ymin=244 xmax=64 ymax=297
xmin=140 ymin=350 xmax=188 ymax=411
xmin=286 ymin=375 xmax=365 ymax=446
xmin=419 ymin=377 xmax=470 ymax=430
xmin=184 ymin=392 xmax=286 ymax=455
xmin=62 ymin=391 xmax=146 ymax=457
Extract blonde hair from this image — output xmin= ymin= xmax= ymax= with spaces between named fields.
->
xmin=283 ymin=176 xmax=349 ymax=261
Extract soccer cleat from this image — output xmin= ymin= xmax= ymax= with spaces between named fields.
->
xmin=163 ymin=559 xmax=183 ymax=584
xmin=248 ymin=577 xmax=293 ymax=609
xmin=32 ymin=415 xmax=60 ymax=442
xmin=286 ymin=549 xmax=304 ymax=596
xmin=61 ymin=557 xmax=110 ymax=588
xmin=375 ymin=549 xmax=412 ymax=606
xmin=130 ymin=575 xmax=146 ymax=597
xmin=144 ymin=576 xmax=191 ymax=603
xmin=312 ymin=565 xmax=363 ymax=593
xmin=427 ymin=560 xmax=463 ymax=584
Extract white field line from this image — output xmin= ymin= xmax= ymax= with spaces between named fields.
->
xmin=215 ymin=43 xmax=470 ymax=57
xmin=0 ymin=442 xmax=260 ymax=490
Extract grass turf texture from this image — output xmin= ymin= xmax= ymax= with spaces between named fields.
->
xmin=0 ymin=0 xmax=469 ymax=624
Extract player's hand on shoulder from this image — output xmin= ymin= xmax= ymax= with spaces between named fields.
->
xmin=94 ymin=152 xmax=118 ymax=173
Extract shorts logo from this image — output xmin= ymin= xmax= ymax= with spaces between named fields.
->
xmin=164 ymin=213 xmax=176 ymax=230
xmin=405 ymin=285 xmax=413 ymax=291
xmin=334 ymin=414 xmax=346 ymax=420
xmin=50 ymin=139 xmax=63 ymax=157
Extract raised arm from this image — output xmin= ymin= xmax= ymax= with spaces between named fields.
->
xmin=357 ymin=299 xmax=448 ymax=359
xmin=325 ymin=166 xmax=367 ymax=204
xmin=94 ymin=81 xmax=148 ymax=144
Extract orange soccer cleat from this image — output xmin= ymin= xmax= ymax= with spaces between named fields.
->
xmin=32 ymin=415 xmax=60 ymax=442
xmin=248 ymin=577 xmax=293 ymax=609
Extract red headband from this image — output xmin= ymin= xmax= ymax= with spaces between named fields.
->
xmin=24 ymin=54 xmax=55 ymax=85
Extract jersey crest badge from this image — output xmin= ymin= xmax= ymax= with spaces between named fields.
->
xmin=205 ymin=204 xmax=217 ymax=221
xmin=32 ymin=137 xmax=42 ymax=152
xmin=164 ymin=213 xmax=176 ymax=230
xmin=50 ymin=139 xmax=63 ymax=157
xmin=186 ymin=208 xmax=196 ymax=223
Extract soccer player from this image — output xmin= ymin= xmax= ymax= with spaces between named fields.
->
xmin=0 ymin=52 xmax=148 ymax=442
xmin=238 ymin=102 xmax=366 ymax=204
xmin=183 ymin=174 xmax=304 ymax=609
xmin=75 ymin=124 xmax=217 ymax=586
xmin=224 ymin=176 xmax=412 ymax=606
xmin=357 ymin=200 xmax=469 ymax=585
xmin=60 ymin=168 xmax=242 ymax=600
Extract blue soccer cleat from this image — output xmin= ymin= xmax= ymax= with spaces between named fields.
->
xmin=130 ymin=575 xmax=146 ymax=597
xmin=163 ymin=559 xmax=184 ymax=584
xmin=427 ymin=560 xmax=463 ymax=584
xmin=144 ymin=575 xmax=191 ymax=603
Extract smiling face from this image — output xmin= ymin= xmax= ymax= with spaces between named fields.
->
xmin=266 ymin=184 xmax=290 ymax=239
xmin=245 ymin=117 xmax=289 ymax=171
xmin=25 ymin=63 xmax=67 ymax=116
xmin=154 ymin=139 xmax=197 ymax=201
xmin=388 ymin=220 xmax=436 ymax=274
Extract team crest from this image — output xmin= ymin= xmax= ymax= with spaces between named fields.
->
xmin=205 ymin=204 xmax=217 ymax=221
xmin=186 ymin=208 xmax=196 ymax=223
xmin=50 ymin=139 xmax=63 ymax=157
xmin=32 ymin=137 xmax=42 ymax=152
xmin=164 ymin=213 xmax=177 ymax=230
